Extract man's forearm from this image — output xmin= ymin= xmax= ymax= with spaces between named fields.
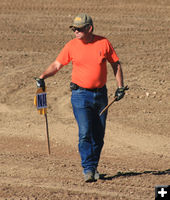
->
xmin=116 ymin=64 xmax=124 ymax=88
xmin=39 ymin=60 xmax=63 ymax=79
xmin=111 ymin=62 xmax=124 ymax=88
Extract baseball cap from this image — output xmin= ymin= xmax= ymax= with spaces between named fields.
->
xmin=69 ymin=13 xmax=93 ymax=28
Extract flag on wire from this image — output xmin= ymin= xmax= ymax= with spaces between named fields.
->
xmin=34 ymin=86 xmax=51 ymax=154
xmin=34 ymin=87 xmax=47 ymax=115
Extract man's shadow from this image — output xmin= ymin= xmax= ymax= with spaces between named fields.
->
xmin=99 ymin=169 xmax=170 ymax=180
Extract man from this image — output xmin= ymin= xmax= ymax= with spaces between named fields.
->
xmin=36 ymin=13 xmax=126 ymax=182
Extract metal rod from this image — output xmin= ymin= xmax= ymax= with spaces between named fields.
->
xmin=100 ymin=86 xmax=129 ymax=116
xmin=99 ymin=97 xmax=117 ymax=116
xmin=45 ymin=113 xmax=51 ymax=155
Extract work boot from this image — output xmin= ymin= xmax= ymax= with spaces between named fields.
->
xmin=94 ymin=170 xmax=100 ymax=180
xmin=84 ymin=171 xmax=94 ymax=182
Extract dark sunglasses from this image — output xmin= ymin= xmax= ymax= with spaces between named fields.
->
xmin=72 ymin=25 xmax=89 ymax=32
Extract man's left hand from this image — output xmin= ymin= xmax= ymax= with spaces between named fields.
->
xmin=115 ymin=87 xmax=126 ymax=101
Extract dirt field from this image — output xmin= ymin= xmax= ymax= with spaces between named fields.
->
xmin=0 ymin=0 xmax=170 ymax=199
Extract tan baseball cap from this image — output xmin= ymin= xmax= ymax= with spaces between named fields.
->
xmin=69 ymin=13 xmax=93 ymax=28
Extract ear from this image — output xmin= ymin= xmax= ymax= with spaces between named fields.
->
xmin=88 ymin=25 xmax=93 ymax=33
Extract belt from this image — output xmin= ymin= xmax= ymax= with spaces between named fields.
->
xmin=70 ymin=82 xmax=106 ymax=92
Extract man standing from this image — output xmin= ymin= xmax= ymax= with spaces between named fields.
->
xmin=36 ymin=13 xmax=126 ymax=182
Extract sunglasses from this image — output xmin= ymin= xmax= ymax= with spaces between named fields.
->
xmin=72 ymin=25 xmax=89 ymax=32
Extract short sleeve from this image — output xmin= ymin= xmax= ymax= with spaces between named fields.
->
xmin=105 ymin=39 xmax=119 ymax=63
xmin=56 ymin=43 xmax=71 ymax=66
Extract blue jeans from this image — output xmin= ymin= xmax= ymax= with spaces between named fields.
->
xmin=71 ymin=86 xmax=108 ymax=174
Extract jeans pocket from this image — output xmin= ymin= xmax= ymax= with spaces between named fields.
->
xmin=71 ymin=89 xmax=90 ymax=108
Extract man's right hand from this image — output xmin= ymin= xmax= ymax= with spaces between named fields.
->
xmin=35 ymin=78 xmax=45 ymax=91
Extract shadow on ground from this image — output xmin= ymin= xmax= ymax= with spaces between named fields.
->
xmin=100 ymin=169 xmax=170 ymax=180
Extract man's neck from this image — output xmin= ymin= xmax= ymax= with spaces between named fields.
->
xmin=82 ymin=33 xmax=94 ymax=44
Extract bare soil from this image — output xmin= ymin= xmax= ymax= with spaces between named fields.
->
xmin=0 ymin=0 xmax=170 ymax=199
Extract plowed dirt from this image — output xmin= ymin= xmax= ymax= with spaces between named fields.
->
xmin=0 ymin=0 xmax=169 ymax=199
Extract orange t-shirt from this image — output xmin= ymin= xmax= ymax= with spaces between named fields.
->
xmin=56 ymin=35 xmax=119 ymax=89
